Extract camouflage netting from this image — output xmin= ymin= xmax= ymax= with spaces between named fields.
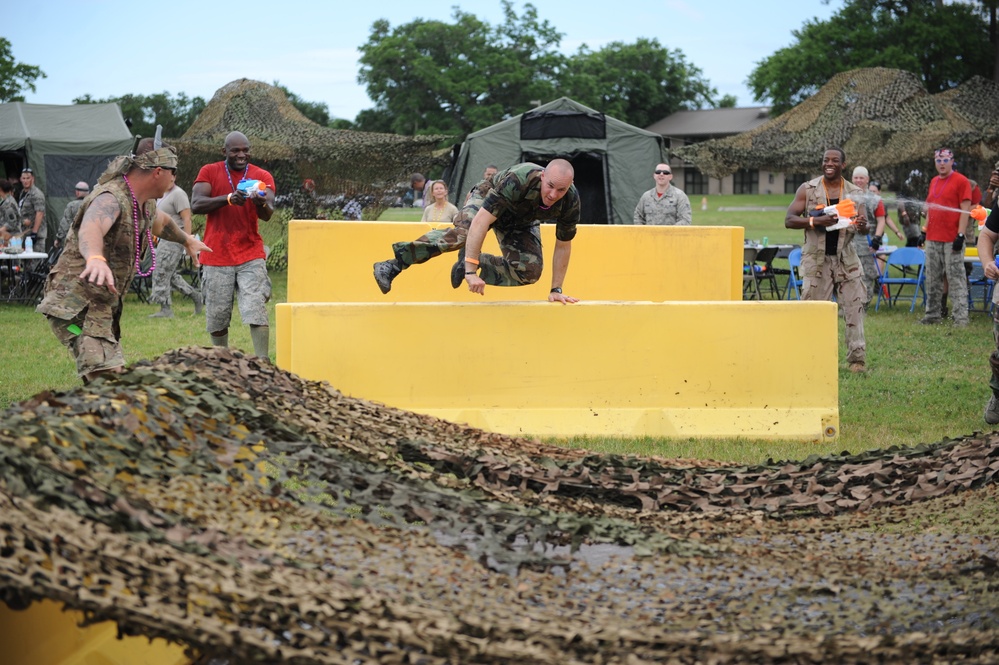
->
xmin=674 ymin=67 xmax=999 ymax=186
xmin=2 ymin=347 xmax=999 ymax=663
xmin=172 ymin=79 xmax=452 ymax=216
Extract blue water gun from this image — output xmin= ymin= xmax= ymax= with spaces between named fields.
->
xmin=237 ymin=179 xmax=267 ymax=198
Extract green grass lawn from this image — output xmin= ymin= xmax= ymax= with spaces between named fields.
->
xmin=2 ymin=194 xmax=992 ymax=465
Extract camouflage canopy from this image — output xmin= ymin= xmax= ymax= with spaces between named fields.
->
xmin=674 ymin=68 xmax=999 ymax=185
xmin=172 ymin=79 xmax=451 ymax=209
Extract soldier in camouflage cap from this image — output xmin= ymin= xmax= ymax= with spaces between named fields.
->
xmin=36 ymin=139 xmax=211 ymax=383
xmin=373 ymin=160 xmax=580 ymax=303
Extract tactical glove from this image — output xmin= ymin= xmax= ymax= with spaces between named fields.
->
xmin=918 ymin=232 xmax=926 ymax=246
xmin=952 ymin=234 xmax=965 ymax=252
xmin=870 ymin=235 xmax=883 ymax=250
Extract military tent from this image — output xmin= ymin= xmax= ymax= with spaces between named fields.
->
xmin=446 ymin=97 xmax=667 ymax=225
xmin=0 ymin=102 xmax=133 ymax=249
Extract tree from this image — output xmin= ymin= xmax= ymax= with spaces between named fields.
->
xmin=74 ymin=92 xmax=206 ymax=139
xmin=357 ymin=1 xmax=565 ymax=136
xmin=561 ymin=38 xmax=717 ymax=129
xmin=0 ymin=37 xmax=45 ymax=102
xmin=274 ymin=82 xmax=331 ymax=126
xmin=748 ymin=0 xmax=994 ymax=114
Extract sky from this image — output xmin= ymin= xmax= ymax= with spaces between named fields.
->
xmin=7 ymin=0 xmax=840 ymax=123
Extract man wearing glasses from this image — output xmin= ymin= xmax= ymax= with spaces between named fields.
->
xmin=920 ymin=148 xmax=972 ymax=327
xmin=633 ymin=163 xmax=691 ymax=226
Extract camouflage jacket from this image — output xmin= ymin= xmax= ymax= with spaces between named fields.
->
xmin=18 ymin=186 xmax=45 ymax=237
xmin=0 ymin=195 xmax=17 ymax=233
xmin=37 ymin=178 xmax=156 ymax=341
xmin=481 ymin=163 xmax=580 ymax=242
xmin=291 ymin=189 xmax=318 ymax=220
xmin=57 ymin=199 xmax=85 ymax=243
xmin=800 ymin=176 xmax=864 ymax=270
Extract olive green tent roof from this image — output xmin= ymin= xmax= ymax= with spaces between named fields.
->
xmin=0 ymin=102 xmax=133 ymax=244
xmin=674 ymin=68 xmax=999 ymax=183
xmin=174 ymin=79 xmax=451 ymax=205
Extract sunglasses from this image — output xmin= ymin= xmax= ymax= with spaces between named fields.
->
xmin=654 ymin=169 xmax=672 ymax=175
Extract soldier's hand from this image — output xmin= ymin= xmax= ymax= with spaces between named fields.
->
xmin=466 ymin=273 xmax=486 ymax=295
xmin=548 ymin=291 xmax=579 ymax=304
xmin=79 ymin=256 xmax=117 ymax=294
xmin=229 ymin=191 xmax=247 ymax=206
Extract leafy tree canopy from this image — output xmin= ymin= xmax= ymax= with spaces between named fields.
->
xmin=748 ymin=0 xmax=994 ymax=114
xmin=274 ymin=81 xmax=331 ymax=126
xmin=0 ymin=37 xmax=45 ymax=102
xmin=74 ymin=91 xmax=207 ymax=139
xmin=561 ymin=38 xmax=717 ymax=129
xmin=357 ymin=0 xmax=721 ymax=136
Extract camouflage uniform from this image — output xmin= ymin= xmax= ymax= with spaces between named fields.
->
xmin=853 ymin=193 xmax=881 ymax=303
xmin=57 ymin=198 xmax=84 ymax=246
xmin=291 ymin=188 xmax=318 ymax=219
xmin=633 ymin=185 xmax=692 ymax=225
xmin=391 ymin=163 xmax=580 ymax=286
xmin=799 ymin=176 xmax=867 ymax=365
xmin=0 ymin=194 xmax=18 ymax=234
xmin=149 ymin=185 xmax=197 ymax=309
xmin=36 ymin=149 xmax=172 ymax=377
xmin=18 ymin=185 xmax=46 ymax=247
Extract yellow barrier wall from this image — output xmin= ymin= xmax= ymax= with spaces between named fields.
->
xmin=288 ymin=221 xmax=744 ymax=303
xmin=276 ymin=300 xmax=840 ymax=442
xmin=0 ymin=599 xmax=189 ymax=665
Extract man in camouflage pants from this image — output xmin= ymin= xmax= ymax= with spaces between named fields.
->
xmin=979 ymin=169 xmax=999 ymax=423
xmin=373 ymin=160 xmax=580 ymax=303
xmin=149 ymin=171 xmax=203 ymax=318
xmin=920 ymin=148 xmax=971 ymax=327
xmin=36 ymin=141 xmax=210 ymax=382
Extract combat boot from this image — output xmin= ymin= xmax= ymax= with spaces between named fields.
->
xmin=373 ymin=259 xmax=403 ymax=294
xmin=149 ymin=306 xmax=173 ymax=319
xmin=985 ymin=394 xmax=999 ymax=425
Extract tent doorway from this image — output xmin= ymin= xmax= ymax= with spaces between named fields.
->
xmin=522 ymin=151 xmax=610 ymax=225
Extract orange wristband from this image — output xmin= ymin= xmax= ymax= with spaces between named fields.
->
xmin=227 ymin=193 xmax=233 ymax=206
xmin=87 ymin=255 xmax=107 ymax=263
xmin=465 ymin=257 xmax=480 ymax=265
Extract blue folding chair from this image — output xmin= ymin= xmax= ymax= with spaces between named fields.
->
xmin=784 ymin=247 xmax=803 ymax=300
xmin=875 ymin=247 xmax=925 ymax=312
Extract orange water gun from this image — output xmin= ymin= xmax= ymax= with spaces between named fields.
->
xmin=809 ymin=199 xmax=857 ymax=220
xmin=970 ymin=204 xmax=989 ymax=225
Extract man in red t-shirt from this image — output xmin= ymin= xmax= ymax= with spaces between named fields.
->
xmin=191 ymin=131 xmax=276 ymax=358
xmin=920 ymin=148 xmax=971 ymax=326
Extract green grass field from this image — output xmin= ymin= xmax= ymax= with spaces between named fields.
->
xmin=2 ymin=194 xmax=993 ymax=465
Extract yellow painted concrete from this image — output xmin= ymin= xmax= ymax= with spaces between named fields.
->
xmin=0 ymin=599 xmax=189 ymax=665
xmin=288 ymin=221 xmax=744 ymax=303
xmin=276 ymin=300 xmax=840 ymax=442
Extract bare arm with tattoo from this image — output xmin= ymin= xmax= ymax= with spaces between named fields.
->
xmin=77 ymin=193 xmax=120 ymax=293
xmin=152 ymin=209 xmax=212 ymax=261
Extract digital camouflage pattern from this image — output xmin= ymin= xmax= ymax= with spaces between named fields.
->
xmin=674 ymin=68 xmax=999 ymax=186
xmin=1 ymin=346 xmax=998 ymax=664
xmin=36 ymin=177 xmax=155 ymax=342
xmin=56 ymin=198 xmax=84 ymax=245
xmin=149 ymin=240 xmax=196 ymax=307
xmin=17 ymin=184 xmax=45 ymax=241
xmin=923 ymin=241 xmax=969 ymax=325
xmin=0 ymin=194 xmax=18 ymax=233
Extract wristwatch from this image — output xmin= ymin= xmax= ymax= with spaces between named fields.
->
xmin=550 ymin=287 xmax=562 ymax=294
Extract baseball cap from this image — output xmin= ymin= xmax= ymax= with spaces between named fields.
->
xmin=75 ymin=181 xmax=90 ymax=191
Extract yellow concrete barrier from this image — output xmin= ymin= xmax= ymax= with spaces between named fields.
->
xmin=276 ymin=300 xmax=839 ymax=442
xmin=287 ymin=221 xmax=744 ymax=303
xmin=0 ymin=599 xmax=189 ymax=665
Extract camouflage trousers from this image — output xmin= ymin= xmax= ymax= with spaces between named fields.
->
xmin=150 ymin=240 xmax=197 ymax=307
xmin=391 ymin=186 xmax=544 ymax=287
xmin=851 ymin=234 xmax=878 ymax=304
xmin=48 ymin=313 xmax=125 ymax=378
xmin=923 ymin=241 xmax=968 ymax=324
xmin=201 ymin=259 xmax=271 ymax=333
xmin=801 ymin=254 xmax=867 ymax=364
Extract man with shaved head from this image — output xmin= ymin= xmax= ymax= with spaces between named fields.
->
xmin=373 ymin=159 xmax=581 ymax=302
xmin=191 ymin=131 xmax=276 ymax=358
